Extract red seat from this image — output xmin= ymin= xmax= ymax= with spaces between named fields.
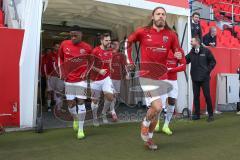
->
xmin=209 ymin=21 xmax=216 ymax=27
xmin=235 ymin=15 xmax=240 ymax=22
xmin=223 ymin=30 xmax=232 ymax=37
xmin=200 ymin=19 xmax=208 ymax=28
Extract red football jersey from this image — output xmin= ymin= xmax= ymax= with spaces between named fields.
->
xmin=58 ymin=40 xmax=93 ymax=82
xmin=167 ymin=49 xmax=186 ymax=80
xmin=44 ymin=52 xmax=58 ymax=76
xmin=128 ymin=27 xmax=182 ymax=80
xmin=110 ymin=52 xmax=127 ymax=80
xmin=90 ymin=46 xmax=112 ymax=81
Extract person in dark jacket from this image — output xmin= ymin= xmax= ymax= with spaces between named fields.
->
xmin=203 ymin=27 xmax=217 ymax=47
xmin=186 ymin=37 xmax=216 ymax=122
xmin=191 ymin=12 xmax=202 ymax=42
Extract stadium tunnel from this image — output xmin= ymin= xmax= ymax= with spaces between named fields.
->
xmin=0 ymin=0 xmax=192 ymax=128
xmin=42 ymin=0 xmax=191 ymax=108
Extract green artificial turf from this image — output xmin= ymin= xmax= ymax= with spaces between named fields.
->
xmin=0 ymin=113 xmax=240 ymax=160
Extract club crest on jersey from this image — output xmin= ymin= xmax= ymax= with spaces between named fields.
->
xmin=80 ymin=49 xmax=86 ymax=54
xmin=163 ymin=36 xmax=169 ymax=43
xmin=65 ymin=48 xmax=71 ymax=54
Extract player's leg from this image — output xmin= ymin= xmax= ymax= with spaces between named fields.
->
xmin=162 ymin=97 xmax=175 ymax=135
xmin=102 ymin=92 xmax=114 ymax=124
xmin=65 ymin=81 xmax=88 ymax=135
xmin=102 ymin=77 xmax=114 ymax=124
xmin=110 ymin=94 xmax=118 ymax=122
xmin=46 ymin=91 xmax=53 ymax=112
xmin=54 ymin=78 xmax=65 ymax=112
xmin=162 ymin=80 xmax=178 ymax=135
xmin=140 ymin=78 xmax=172 ymax=150
xmin=141 ymin=98 xmax=162 ymax=150
xmin=155 ymin=96 xmax=167 ymax=132
xmin=76 ymin=98 xmax=86 ymax=139
xmin=46 ymin=78 xmax=53 ymax=112
xmin=66 ymin=98 xmax=78 ymax=131
xmin=90 ymin=80 xmax=102 ymax=127
xmin=109 ymin=80 xmax=120 ymax=121
xmin=91 ymin=98 xmax=100 ymax=126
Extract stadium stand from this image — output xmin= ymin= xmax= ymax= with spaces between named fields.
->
xmin=197 ymin=0 xmax=240 ymax=48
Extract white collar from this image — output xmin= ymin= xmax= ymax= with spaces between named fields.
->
xmin=192 ymin=19 xmax=199 ymax=24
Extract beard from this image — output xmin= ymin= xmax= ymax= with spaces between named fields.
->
xmin=153 ymin=19 xmax=165 ymax=28
xmin=72 ymin=39 xmax=81 ymax=45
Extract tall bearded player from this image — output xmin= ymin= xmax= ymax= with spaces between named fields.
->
xmin=127 ymin=7 xmax=183 ymax=150
xmin=155 ymin=48 xmax=186 ymax=135
xmin=90 ymin=33 xmax=114 ymax=125
xmin=58 ymin=26 xmax=93 ymax=139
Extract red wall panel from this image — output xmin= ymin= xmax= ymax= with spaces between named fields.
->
xmin=0 ymin=28 xmax=24 ymax=127
xmin=196 ymin=47 xmax=239 ymax=113
xmin=230 ymin=49 xmax=240 ymax=73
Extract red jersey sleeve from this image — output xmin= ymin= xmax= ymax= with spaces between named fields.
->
xmin=84 ymin=43 xmax=94 ymax=74
xmin=121 ymin=54 xmax=127 ymax=76
xmin=58 ymin=41 xmax=65 ymax=78
xmin=127 ymin=27 xmax=143 ymax=64
xmin=169 ymin=50 xmax=186 ymax=73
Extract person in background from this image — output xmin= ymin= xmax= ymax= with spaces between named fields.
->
xmin=109 ymin=39 xmax=127 ymax=122
xmin=186 ymin=37 xmax=216 ymax=122
xmin=43 ymin=48 xmax=55 ymax=112
xmin=203 ymin=26 xmax=217 ymax=47
xmin=191 ymin=12 xmax=202 ymax=42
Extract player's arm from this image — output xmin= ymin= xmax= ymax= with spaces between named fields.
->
xmin=81 ymin=45 xmax=94 ymax=79
xmin=171 ymin=32 xmax=183 ymax=60
xmin=91 ymin=49 xmax=107 ymax=76
xmin=53 ymin=54 xmax=59 ymax=75
xmin=169 ymin=52 xmax=186 ymax=73
xmin=126 ymin=28 xmax=142 ymax=65
xmin=58 ymin=43 xmax=64 ymax=79
xmin=43 ymin=57 xmax=48 ymax=78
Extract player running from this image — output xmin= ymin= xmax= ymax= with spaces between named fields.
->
xmin=126 ymin=7 xmax=183 ymax=150
xmin=49 ymin=43 xmax=65 ymax=113
xmin=58 ymin=26 xmax=93 ymax=139
xmin=155 ymin=48 xmax=186 ymax=135
xmin=90 ymin=33 xmax=114 ymax=125
xmin=109 ymin=39 xmax=127 ymax=122
xmin=43 ymin=47 xmax=59 ymax=112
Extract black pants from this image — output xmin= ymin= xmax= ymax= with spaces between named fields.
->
xmin=192 ymin=79 xmax=213 ymax=117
